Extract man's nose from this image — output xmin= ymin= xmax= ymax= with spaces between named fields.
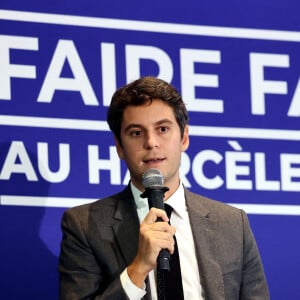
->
xmin=144 ymin=132 xmax=159 ymax=149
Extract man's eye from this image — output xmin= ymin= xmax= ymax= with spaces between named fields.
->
xmin=129 ymin=130 xmax=142 ymax=137
xmin=159 ymin=126 xmax=169 ymax=133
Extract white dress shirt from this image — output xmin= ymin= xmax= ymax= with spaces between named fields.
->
xmin=120 ymin=182 xmax=204 ymax=299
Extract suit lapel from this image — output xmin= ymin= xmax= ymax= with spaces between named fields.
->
xmin=112 ymin=186 xmax=140 ymax=266
xmin=111 ymin=186 xmax=152 ymax=300
xmin=185 ymin=190 xmax=225 ymax=300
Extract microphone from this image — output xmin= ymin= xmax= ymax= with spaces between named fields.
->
xmin=141 ymin=168 xmax=170 ymax=271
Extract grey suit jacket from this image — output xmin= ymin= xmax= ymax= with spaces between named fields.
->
xmin=59 ymin=186 xmax=269 ymax=299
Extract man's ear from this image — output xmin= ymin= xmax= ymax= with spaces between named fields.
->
xmin=114 ymin=136 xmax=124 ymax=159
xmin=181 ymin=125 xmax=190 ymax=152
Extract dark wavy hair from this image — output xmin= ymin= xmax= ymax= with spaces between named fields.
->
xmin=107 ymin=76 xmax=188 ymax=145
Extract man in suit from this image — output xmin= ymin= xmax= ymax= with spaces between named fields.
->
xmin=59 ymin=76 xmax=269 ymax=299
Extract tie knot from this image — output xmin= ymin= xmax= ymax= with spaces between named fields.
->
xmin=164 ymin=203 xmax=173 ymax=219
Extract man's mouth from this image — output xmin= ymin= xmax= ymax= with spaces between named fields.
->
xmin=143 ymin=158 xmax=165 ymax=164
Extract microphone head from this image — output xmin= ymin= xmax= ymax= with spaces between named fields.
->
xmin=142 ymin=168 xmax=164 ymax=188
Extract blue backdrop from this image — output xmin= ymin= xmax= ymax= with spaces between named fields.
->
xmin=0 ymin=1 xmax=299 ymax=299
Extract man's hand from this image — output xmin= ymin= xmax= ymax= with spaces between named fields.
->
xmin=127 ymin=207 xmax=176 ymax=288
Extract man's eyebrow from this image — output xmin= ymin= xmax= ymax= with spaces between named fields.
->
xmin=123 ymin=124 xmax=143 ymax=133
xmin=155 ymin=119 xmax=174 ymax=125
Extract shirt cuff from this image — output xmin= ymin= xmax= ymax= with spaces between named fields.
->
xmin=120 ymin=268 xmax=147 ymax=300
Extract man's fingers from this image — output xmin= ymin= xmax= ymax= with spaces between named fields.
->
xmin=148 ymin=221 xmax=176 ymax=236
xmin=143 ymin=207 xmax=169 ymax=224
xmin=133 ymin=208 xmax=177 ymax=271
xmin=140 ymin=229 xmax=175 ymax=254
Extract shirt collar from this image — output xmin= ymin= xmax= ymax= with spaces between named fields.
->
xmin=164 ymin=181 xmax=186 ymax=219
xmin=131 ymin=182 xmax=148 ymax=211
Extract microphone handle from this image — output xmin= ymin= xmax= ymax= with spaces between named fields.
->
xmin=141 ymin=186 xmax=170 ymax=271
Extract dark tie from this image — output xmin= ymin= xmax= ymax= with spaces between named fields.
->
xmin=157 ymin=203 xmax=184 ymax=300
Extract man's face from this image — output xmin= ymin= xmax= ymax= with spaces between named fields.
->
xmin=115 ymin=98 xmax=189 ymax=194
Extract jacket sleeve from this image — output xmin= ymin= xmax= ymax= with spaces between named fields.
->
xmin=58 ymin=208 xmax=129 ymax=300
xmin=238 ymin=210 xmax=270 ymax=300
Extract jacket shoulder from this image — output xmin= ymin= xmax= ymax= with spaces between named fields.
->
xmin=62 ymin=186 xmax=134 ymax=223
xmin=185 ymin=189 xmax=243 ymax=216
